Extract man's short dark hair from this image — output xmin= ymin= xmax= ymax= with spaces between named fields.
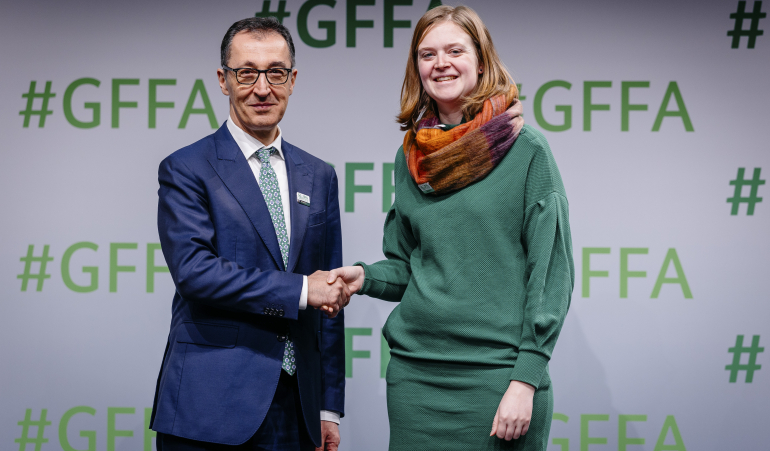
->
xmin=220 ymin=17 xmax=296 ymax=68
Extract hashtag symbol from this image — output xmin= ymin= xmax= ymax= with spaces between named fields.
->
xmin=19 ymin=81 xmax=56 ymax=128
xmin=17 ymin=245 xmax=54 ymax=292
xmin=727 ymin=168 xmax=765 ymax=215
xmin=255 ymin=0 xmax=291 ymax=24
xmin=14 ymin=409 xmax=51 ymax=451
xmin=726 ymin=335 xmax=764 ymax=382
xmin=728 ymin=1 xmax=766 ymax=48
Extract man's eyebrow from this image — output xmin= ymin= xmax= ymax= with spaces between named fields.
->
xmin=237 ymin=60 xmax=291 ymax=68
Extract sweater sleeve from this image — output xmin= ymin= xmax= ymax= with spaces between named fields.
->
xmin=356 ymin=149 xmax=416 ymax=302
xmin=510 ymin=132 xmax=575 ymax=388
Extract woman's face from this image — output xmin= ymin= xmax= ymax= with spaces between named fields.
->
xmin=417 ymin=21 xmax=481 ymax=121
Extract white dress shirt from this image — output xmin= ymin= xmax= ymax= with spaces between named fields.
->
xmin=226 ymin=117 xmax=340 ymax=425
xmin=226 ymin=117 xmax=308 ymax=310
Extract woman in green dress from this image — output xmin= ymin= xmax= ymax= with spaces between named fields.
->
xmin=328 ymin=5 xmax=574 ymax=450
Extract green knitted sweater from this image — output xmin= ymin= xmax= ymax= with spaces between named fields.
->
xmin=357 ymin=124 xmax=574 ymax=389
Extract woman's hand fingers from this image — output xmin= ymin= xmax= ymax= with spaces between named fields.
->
xmin=326 ymin=266 xmax=365 ymax=294
xmin=494 ymin=416 xmax=530 ymax=441
xmin=489 ymin=411 xmax=499 ymax=436
xmin=505 ymin=421 xmax=516 ymax=441
xmin=492 ymin=380 xmax=535 ymax=441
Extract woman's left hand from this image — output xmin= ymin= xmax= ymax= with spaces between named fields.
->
xmin=490 ymin=380 xmax=536 ymax=441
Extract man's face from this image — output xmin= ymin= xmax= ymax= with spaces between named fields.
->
xmin=217 ymin=31 xmax=297 ymax=143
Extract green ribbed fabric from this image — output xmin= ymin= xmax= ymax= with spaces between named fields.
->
xmin=357 ymin=125 xmax=574 ymax=450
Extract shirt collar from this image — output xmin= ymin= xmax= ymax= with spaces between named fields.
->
xmin=227 ymin=114 xmax=284 ymax=161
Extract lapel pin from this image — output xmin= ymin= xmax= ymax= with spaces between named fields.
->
xmin=297 ymin=193 xmax=310 ymax=206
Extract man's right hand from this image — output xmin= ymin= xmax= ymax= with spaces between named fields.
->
xmin=307 ymin=270 xmax=350 ymax=318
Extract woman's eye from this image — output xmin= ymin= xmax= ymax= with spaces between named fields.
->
xmin=420 ymin=52 xmax=434 ymax=59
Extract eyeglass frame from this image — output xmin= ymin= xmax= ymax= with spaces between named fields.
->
xmin=221 ymin=65 xmax=294 ymax=86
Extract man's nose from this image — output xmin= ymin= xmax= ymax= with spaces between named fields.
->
xmin=252 ymin=74 xmax=271 ymax=96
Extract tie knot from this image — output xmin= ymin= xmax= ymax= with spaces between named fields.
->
xmin=257 ymin=147 xmax=277 ymax=165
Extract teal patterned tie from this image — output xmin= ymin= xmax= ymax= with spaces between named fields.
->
xmin=257 ymin=147 xmax=296 ymax=376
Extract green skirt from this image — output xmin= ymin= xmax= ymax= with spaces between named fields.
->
xmin=386 ymin=356 xmax=553 ymax=451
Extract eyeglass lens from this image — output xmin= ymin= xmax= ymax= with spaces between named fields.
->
xmin=236 ymin=69 xmax=289 ymax=85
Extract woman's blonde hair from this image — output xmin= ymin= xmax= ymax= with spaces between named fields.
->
xmin=397 ymin=5 xmax=517 ymax=133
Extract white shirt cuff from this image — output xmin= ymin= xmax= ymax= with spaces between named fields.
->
xmin=320 ymin=410 xmax=341 ymax=424
xmin=299 ymin=275 xmax=308 ymax=310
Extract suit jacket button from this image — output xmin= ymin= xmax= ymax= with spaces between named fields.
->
xmin=277 ymin=335 xmax=287 ymax=342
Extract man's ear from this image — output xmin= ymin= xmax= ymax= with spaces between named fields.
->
xmin=217 ymin=68 xmax=230 ymax=96
xmin=287 ymin=68 xmax=297 ymax=95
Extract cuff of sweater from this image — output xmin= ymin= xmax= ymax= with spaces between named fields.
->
xmin=354 ymin=261 xmax=406 ymax=300
xmin=510 ymin=351 xmax=549 ymax=389
xmin=353 ymin=262 xmax=371 ymax=296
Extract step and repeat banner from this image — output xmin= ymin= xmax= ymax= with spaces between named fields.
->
xmin=1 ymin=0 xmax=768 ymax=449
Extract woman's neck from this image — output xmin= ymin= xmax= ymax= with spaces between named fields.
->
xmin=438 ymin=107 xmax=463 ymax=125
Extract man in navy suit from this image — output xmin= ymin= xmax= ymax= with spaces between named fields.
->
xmin=150 ymin=17 xmax=348 ymax=451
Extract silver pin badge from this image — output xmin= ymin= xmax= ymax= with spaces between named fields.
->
xmin=297 ymin=193 xmax=310 ymax=206
xmin=418 ymin=182 xmax=434 ymax=193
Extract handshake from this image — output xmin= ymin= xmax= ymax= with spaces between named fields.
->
xmin=306 ymin=266 xmax=366 ymax=318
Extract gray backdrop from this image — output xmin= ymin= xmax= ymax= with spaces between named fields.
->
xmin=1 ymin=0 xmax=768 ymax=449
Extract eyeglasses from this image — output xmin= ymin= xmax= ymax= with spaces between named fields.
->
xmin=222 ymin=65 xmax=293 ymax=85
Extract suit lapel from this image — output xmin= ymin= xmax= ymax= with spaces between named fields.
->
xmin=283 ymin=140 xmax=314 ymax=273
xmin=208 ymin=125 xmax=285 ymax=271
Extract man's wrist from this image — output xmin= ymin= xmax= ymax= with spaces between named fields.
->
xmin=299 ymin=275 xmax=308 ymax=310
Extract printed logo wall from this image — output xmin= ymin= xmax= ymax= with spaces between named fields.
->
xmin=1 ymin=0 xmax=767 ymax=449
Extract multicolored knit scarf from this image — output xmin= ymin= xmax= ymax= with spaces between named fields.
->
xmin=403 ymin=95 xmax=524 ymax=195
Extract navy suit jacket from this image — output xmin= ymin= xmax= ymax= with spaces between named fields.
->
xmin=149 ymin=123 xmax=345 ymax=446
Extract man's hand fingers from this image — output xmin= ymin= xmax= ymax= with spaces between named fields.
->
xmin=311 ymin=270 xmax=354 ymax=315
xmin=329 ymin=280 xmax=348 ymax=311
xmin=320 ymin=420 xmax=340 ymax=451
xmin=339 ymin=279 xmax=351 ymax=303
xmin=322 ymin=306 xmax=339 ymax=319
